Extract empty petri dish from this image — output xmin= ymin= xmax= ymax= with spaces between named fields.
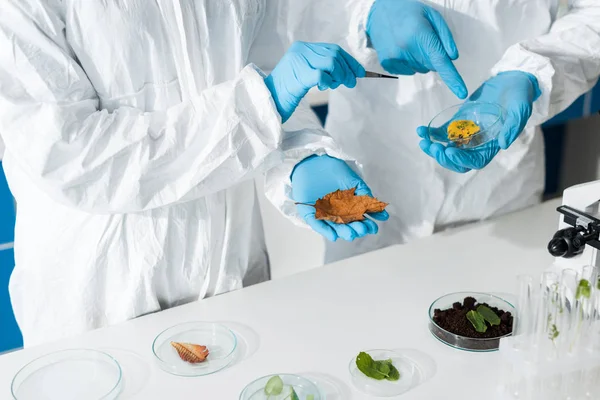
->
xmin=152 ymin=321 xmax=237 ymax=376
xmin=428 ymin=292 xmax=515 ymax=352
xmin=348 ymin=349 xmax=417 ymax=397
xmin=11 ymin=349 xmax=122 ymax=400
xmin=239 ymin=374 xmax=322 ymax=400
xmin=427 ymin=102 xmax=505 ymax=149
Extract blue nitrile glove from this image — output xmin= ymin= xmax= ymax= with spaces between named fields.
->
xmin=291 ymin=155 xmax=389 ymax=242
xmin=265 ymin=41 xmax=366 ymax=123
xmin=367 ymin=0 xmax=467 ymax=99
xmin=417 ymin=71 xmax=541 ymax=173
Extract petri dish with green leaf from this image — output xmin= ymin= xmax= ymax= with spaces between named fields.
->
xmin=348 ymin=349 xmax=418 ymax=397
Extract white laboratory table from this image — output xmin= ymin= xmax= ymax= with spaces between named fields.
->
xmin=0 ymin=199 xmax=562 ymax=399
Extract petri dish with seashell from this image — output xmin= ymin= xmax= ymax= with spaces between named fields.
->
xmin=152 ymin=321 xmax=237 ymax=376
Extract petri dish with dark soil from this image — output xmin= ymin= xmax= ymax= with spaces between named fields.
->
xmin=428 ymin=292 xmax=515 ymax=352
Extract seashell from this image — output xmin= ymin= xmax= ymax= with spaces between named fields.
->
xmin=170 ymin=341 xmax=209 ymax=363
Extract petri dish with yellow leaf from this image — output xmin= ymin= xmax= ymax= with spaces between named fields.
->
xmin=427 ymin=102 xmax=505 ymax=149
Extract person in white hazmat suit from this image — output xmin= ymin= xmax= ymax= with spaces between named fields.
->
xmin=0 ymin=1 xmax=390 ymax=346
xmin=318 ymin=0 xmax=600 ymax=262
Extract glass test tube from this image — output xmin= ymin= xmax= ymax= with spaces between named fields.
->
xmin=575 ymin=266 xmax=598 ymax=354
xmin=536 ymin=271 xmax=559 ymax=361
xmin=583 ymin=268 xmax=600 ymax=358
xmin=513 ymin=274 xmax=534 ymax=350
xmin=558 ymin=269 xmax=579 ymax=357
xmin=535 ymin=272 xmax=559 ymax=400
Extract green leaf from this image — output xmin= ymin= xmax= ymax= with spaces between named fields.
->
xmin=290 ymin=387 xmax=300 ymax=400
xmin=265 ymin=375 xmax=284 ymax=396
xmin=576 ymin=279 xmax=591 ymax=300
xmin=467 ymin=310 xmax=487 ymax=333
xmin=306 ymin=396 xmax=315 ymax=400
xmin=476 ymin=305 xmax=501 ymax=326
xmin=355 ymin=352 xmax=388 ymax=380
xmin=376 ymin=361 xmax=391 ymax=375
xmin=356 ymin=353 xmax=401 ymax=382
xmin=386 ymin=364 xmax=400 ymax=381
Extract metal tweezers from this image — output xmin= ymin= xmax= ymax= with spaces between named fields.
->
xmin=364 ymin=71 xmax=398 ymax=79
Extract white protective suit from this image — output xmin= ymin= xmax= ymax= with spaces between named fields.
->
xmin=321 ymin=0 xmax=600 ymax=262
xmin=0 ymin=0 xmax=364 ymax=346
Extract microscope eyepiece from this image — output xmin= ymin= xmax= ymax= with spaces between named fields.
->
xmin=549 ymin=205 xmax=600 ymax=259
xmin=548 ymin=227 xmax=586 ymax=258
xmin=548 ymin=237 xmax=569 ymax=258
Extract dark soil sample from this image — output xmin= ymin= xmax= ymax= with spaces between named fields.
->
xmin=430 ymin=296 xmax=513 ymax=351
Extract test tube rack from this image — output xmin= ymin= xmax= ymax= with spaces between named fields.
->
xmin=497 ymin=266 xmax=600 ymax=400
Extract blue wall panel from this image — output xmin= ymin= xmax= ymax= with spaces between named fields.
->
xmin=0 ymin=160 xmax=22 ymax=352
xmin=0 ymin=248 xmax=22 ymax=353
xmin=0 ymin=161 xmax=15 ymax=244
xmin=543 ymin=82 xmax=600 ymax=127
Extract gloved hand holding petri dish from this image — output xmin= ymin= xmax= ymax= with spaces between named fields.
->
xmin=417 ymin=71 xmax=541 ymax=173
xmin=425 ymin=102 xmax=506 ymax=150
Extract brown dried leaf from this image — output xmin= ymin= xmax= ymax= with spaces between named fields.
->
xmin=170 ymin=341 xmax=209 ymax=363
xmin=310 ymin=188 xmax=388 ymax=224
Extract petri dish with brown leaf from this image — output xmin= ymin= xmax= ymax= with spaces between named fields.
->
xmin=152 ymin=321 xmax=237 ymax=376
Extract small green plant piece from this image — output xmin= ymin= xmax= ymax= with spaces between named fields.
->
xmin=386 ymin=363 xmax=400 ymax=381
xmin=576 ymin=279 xmax=591 ymax=300
xmin=289 ymin=387 xmax=300 ymax=400
xmin=377 ymin=361 xmax=391 ymax=375
xmin=549 ymin=323 xmax=559 ymax=341
xmin=597 ymin=277 xmax=600 ymax=290
xmin=355 ymin=352 xmax=401 ymax=381
xmin=265 ymin=375 xmax=284 ymax=396
xmin=476 ymin=305 xmax=501 ymax=326
xmin=356 ymin=352 xmax=386 ymax=380
xmin=466 ymin=310 xmax=487 ymax=333
xmin=306 ymin=395 xmax=315 ymax=400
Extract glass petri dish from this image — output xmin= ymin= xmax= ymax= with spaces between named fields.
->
xmin=348 ymin=349 xmax=417 ymax=397
xmin=152 ymin=321 xmax=237 ymax=376
xmin=427 ymin=102 xmax=505 ymax=149
xmin=428 ymin=292 xmax=515 ymax=352
xmin=11 ymin=349 xmax=122 ymax=400
xmin=239 ymin=374 xmax=322 ymax=400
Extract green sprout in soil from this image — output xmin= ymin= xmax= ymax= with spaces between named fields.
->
xmin=477 ymin=305 xmax=501 ymax=326
xmin=466 ymin=305 xmax=500 ymax=333
xmin=466 ymin=310 xmax=487 ymax=333
xmin=356 ymin=352 xmax=400 ymax=381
